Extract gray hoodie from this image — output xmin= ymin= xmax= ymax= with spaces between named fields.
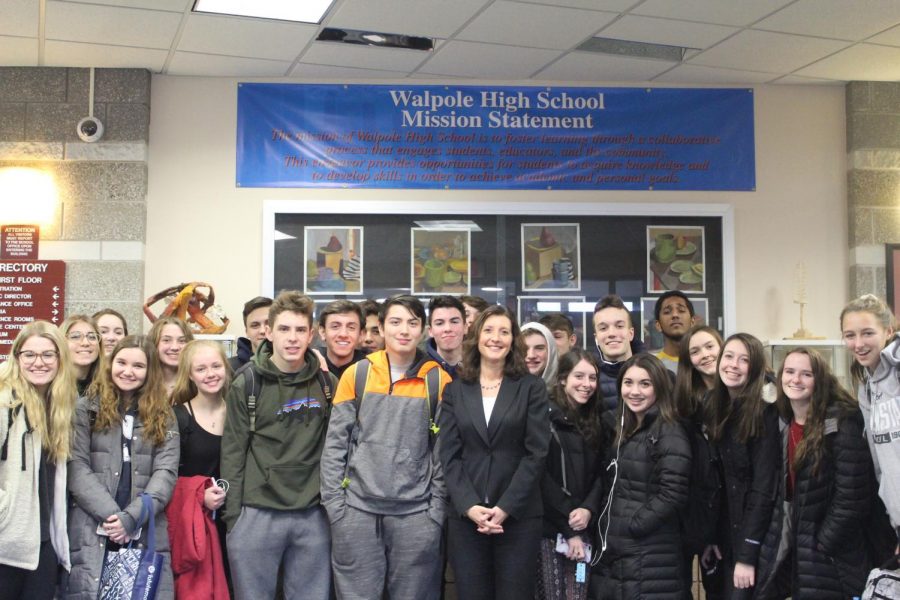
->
xmin=857 ymin=336 xmax=900 ymax=530
xmin=521 ymin=322 xmax=559 ymax=391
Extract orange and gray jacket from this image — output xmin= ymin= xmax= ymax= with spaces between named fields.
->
xmin=320 ymin=350 xmax=449 ymax=524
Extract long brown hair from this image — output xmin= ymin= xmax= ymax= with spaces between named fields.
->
xmin=92 ymin=335 xmax=171 ymax=446
xmin=0 ymin=321 xmax=77 ymax=463
xmin=458 ymin=305 xmax=527 ymax=383
xmin=775 ymin=347 xmax=858 ymax=476
xmin=705 ymin=333 xmax=771 ymax=443
xmin=552 ymin=348 xmax=605 ymax=449
xmin=675 ymin=324 xmax=723 ymax=419
xmin=615 ymin=353 xmax=678 ymax=444
xmin=171 ymin=340 xmax=233 ymax=406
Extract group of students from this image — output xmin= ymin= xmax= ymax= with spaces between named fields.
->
xmin=0 ymin=289 xmax=898 ymax=600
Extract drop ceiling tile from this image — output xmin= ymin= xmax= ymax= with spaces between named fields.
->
xmin=327 ymin=0 xmax=491 ymax=39
xmin=0 ymin=36 xmax=39 ymax=65
xmin=178 ymin=14 xmax=316 ymax=60
xmin=301 ymin=42 xmax=429 ymax=72
xmin=597 ymin=15 xmax=739 ymax=49
xmin=417 ymin=41 xmax=560 ymax=79
xmin=168 ymin=51 xmax=292 ymax=76
xmin=795 ymin=43 xmax=900 ymax=81
xmin=456 ymin=1 xmax=616 ymax=50
xmin=754 ymin=0 xmax=900 ymax=41
xmin=536 ymin=52 xmax=674 ymax=81
xmin=56 ymin=0 xmax=187 ymax=11
xmin=517 ymin=0 xmax=637 ymax=11
xmin=44 ymin=40 xmax=168 ymax=69
xmin=631 ymin=0 xmax=793 ymax=27
xmin=654 ymin=64 xmax=776 ymax=84
xmin=46 ymin=1 xmax=182 ymax=49
xmin=689 ymin=30 xmax=849 ymax=73
xmin=289 ymin=63 xmax=410 ymax=79
xmin=868 ymin=24 xmax=900 ymax=47
xmin=771 ymin=74 xmax=844 ymax=85
xmin=0 ymin=0 xmax=39 ymax=37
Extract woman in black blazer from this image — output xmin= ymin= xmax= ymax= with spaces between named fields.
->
xmin=438 ymin=305 xmax=551 ymax=600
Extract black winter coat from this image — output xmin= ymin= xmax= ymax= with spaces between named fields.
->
xmin=754 ymin=407 xmax=875 ymax=600
xmin=540 ymin=405 xmax=606 ymax=541
xmin=591 ymin=409 xmax=691 ymax=599
xmin=715 ymin=401 xmax=780 ymax=570
xmin=590 ymin=339 xmax=648 ymax=411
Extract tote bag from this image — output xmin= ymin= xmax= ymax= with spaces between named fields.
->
xmin=97 ymin=493 xmax=165 ymax=600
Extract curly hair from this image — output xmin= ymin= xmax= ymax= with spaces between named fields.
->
xmin=92 ymin=336 xmax=171 ymax=446
xmin=458 ymin=305 xmax=527 ymax=383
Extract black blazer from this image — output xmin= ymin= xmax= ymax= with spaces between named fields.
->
xmin=438 ymin=373 xmax=550 ymax=521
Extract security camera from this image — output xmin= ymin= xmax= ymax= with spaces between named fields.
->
xmin=76 ymin=116 xmax=104 ymax=143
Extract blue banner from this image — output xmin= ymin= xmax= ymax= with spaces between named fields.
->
xmin=236 ymin=84 xmax=755 ymax=191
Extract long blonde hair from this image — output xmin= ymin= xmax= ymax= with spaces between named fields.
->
xmin=92 ymin=335 xmax=171 ymax=446
xmin=0 ymin=321 xmax=77 ymax=463
xmin=171 ymin=340 xmax=233 ymax=406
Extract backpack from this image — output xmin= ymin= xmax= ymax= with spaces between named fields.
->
xmin=339 ymin=357 xmax=442 ymax=490
xmin=863 ymin=557 xmax=900 ymax=600
xmin=352 ymin=357 xmax=442 ymax=439
xmin=234 ymin=361 xmax=335 ymax=435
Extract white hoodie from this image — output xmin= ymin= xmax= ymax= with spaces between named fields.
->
xmin=858 ymin=336 xmax=900 ymax=530
xmin=521 ymin=322 xmax=559 ymax=391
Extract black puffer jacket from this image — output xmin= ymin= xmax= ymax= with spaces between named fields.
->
xmin=754 ymin=407 xmax=875 ymax=600
xmin=540 ymin=404 xmax=606 ymax=541
xmin=715 ymin=400 xmax=780 ymax=570
xmin=591 ymin=339 xmax=647 ymax=411
xmin=591 ymin=408 xmax=691 ymax=599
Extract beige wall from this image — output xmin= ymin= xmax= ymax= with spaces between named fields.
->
xmin=147 ymin=77 xmax=847 ymax=341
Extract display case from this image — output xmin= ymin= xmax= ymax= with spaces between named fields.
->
xmin=764 ymin=339 xmax=851 ymax=391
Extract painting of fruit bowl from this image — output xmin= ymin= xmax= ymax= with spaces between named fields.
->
xmin=521 ymin=223 xmax=581 ymax=292
xmin=646 ymin=225 xmax=705 ymax=293
xmin=411 ymin=228 xmax=470 ymax=296
xmin=304 ymin=226 xmax=363 ymax=295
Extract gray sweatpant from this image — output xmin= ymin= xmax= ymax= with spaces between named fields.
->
xmin=330 ymin=505 xmax=442 ymax=600
xmin=227 ymin=505 xmax=331 ymax=600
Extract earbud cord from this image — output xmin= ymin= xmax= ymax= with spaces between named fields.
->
xmin=592 ymin=408 xmax=625 ymax=567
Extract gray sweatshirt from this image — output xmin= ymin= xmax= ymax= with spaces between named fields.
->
xmin=858 ymin=336 xmax=900 ymax=531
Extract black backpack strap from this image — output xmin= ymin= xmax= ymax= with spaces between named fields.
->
xmin=234 ymin=362 xmax=261 ymax=435
xmin=425 ymin=367 xmax=442 ymax=437
xmin=316 ymin=369 xmax=334 ymax=404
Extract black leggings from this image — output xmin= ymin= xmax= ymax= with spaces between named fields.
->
xmin=0 ymin=540 xmax=58 ymax=600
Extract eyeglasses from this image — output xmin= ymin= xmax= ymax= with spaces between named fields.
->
xmin=67 ymin=332 xmax=100 ymax=343
xmin=17 ymin=350 xmax=59 ymax=365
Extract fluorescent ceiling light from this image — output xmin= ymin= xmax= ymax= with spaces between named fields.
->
xmin=193 ymin=0 xmax=335 ymax=23
xmin=413 ymin=220 xmax=482 ymax=232
xmin=577 ymin=36 xmax=699 ymax=62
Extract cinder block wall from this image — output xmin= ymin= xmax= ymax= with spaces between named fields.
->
xmin=0 ymin=67 xmax=149 ymax=332
xmin=847 ymin=81 xmax=900 ymax=299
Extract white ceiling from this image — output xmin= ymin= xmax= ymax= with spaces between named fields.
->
xmin=2 ymin=0 xmax=900 ymax=83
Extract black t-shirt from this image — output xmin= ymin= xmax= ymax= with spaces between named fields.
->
xmin=174 ymin=402 xmax=222 ymax=479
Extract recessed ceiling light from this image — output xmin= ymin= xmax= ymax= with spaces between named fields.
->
xmin=317 ymin=27 xmax=434 ymax=51
xmin=413 ymin=220 xmax=481 ymax=231
xmin=193 ymin=0 xmax=336 ymax=24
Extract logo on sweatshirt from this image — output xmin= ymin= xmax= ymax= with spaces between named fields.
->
xmin=277 ymin=397 xmax=323 ymax=422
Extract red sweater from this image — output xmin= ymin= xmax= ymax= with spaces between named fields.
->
xmin=166 ymin=476 xmax=229 ymax=600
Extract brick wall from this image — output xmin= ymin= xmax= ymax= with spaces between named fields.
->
xmin=846 ymin=81 xmax=900 ymax=299
xmin=0 ymin=67 xmax=149 ymax=331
